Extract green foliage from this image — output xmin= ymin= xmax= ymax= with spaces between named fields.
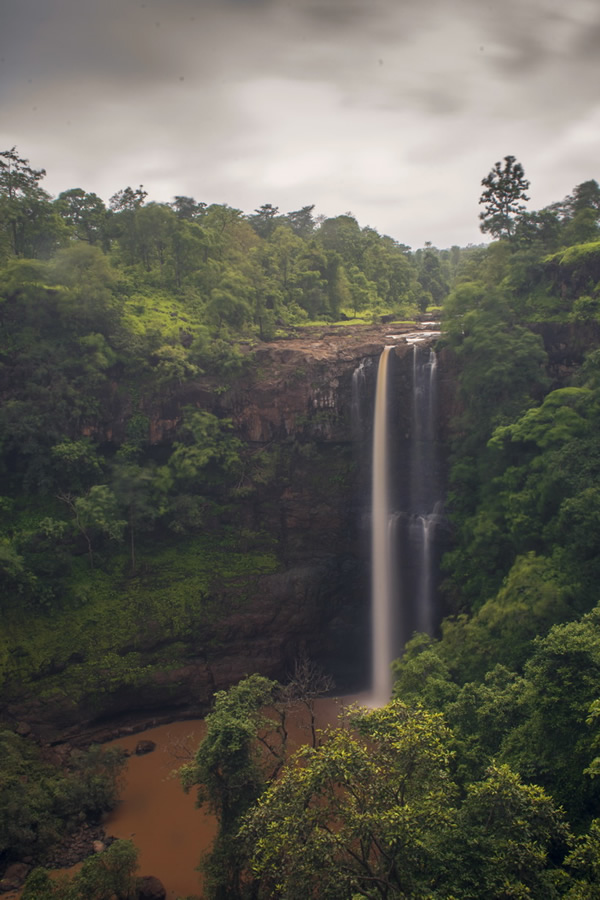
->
xmin=22 ymin=839 xmax=139 ymax=900
xmin=70 ymin=839 xmax=139 ymax=900
xmin=0 ymin=534 xmax=279 ymax=705
xmin=180 ymin=674 xmax=280 ymax=826
xmin=545 ymin=240 xmax=600 ymax=300
xmin=6 ymin=147 xmax=600 ymax=897
xmin=502 ymin=610 xmax=600 ymax=824
xmin=0 ymin=147 xmax=67 ymax=259
xmin=240 ymin=701 xmax=568 ymax=899
xmin=180 ymin=667 xmax=334 ymax=900
xmin=563 ymin=819 xmax=600 ymax=897
xmin=169 ymin=410 xmax=243 ymax=486
xmin=180 ymin=674 xmax=286 ymax=899
xmin=451 ymin=763 xmax=568 ymax=899
xmin=0 ymin=731 xmax=126 ymax=865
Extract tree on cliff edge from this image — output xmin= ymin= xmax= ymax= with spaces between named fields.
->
xmin=479 ymin=155 xmax=530 ymax=239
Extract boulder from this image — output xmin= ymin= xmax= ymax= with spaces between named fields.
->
xmin=137 ymin=875 xmax=167 ymax=900
xmin=0 ymin=862 xmax=30 ymax=891
xmin=135 ymin=739 xmax=157 ymax=755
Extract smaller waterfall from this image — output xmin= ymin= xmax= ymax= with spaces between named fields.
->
xmin=371 ymin=346 xmax=394 ymax=705
xmin=428 ymin=349 xmax=438 ymax=438
xmin=408 ymin=502 xmax=444 ymax=636
xmin=351 ymin=358 xmax=370 ymax=441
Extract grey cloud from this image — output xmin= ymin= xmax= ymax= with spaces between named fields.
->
xmin=1 ymin=0 xmax=599 ymax=249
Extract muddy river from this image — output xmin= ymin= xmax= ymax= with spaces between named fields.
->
xmin=105 ymin=695 xmax=358 ymax=899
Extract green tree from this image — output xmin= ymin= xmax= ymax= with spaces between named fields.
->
xmin=0 ymin=731 xmax=126 ymax=867
xmin=170 ymin=194 xmax=207 ymax=220
xmin=72 ymin=839 xmax=139 ymax=900
xmin=241 ymin=700 xmax=569 ymax=899
xmin=57 ymin=484 xmax=125 ymax=569
xmin=241 ymin=700 xmax=455 ymax=899
xmin=50 ymin=243 xmax=121 ymax=336
xmin=107 ymin=185 xmax=148 ymax=267
xmin=108 ymin=185 xmax=147 ymax=213
xmin=249 ymin=203 xmax=280 ymax=239
xmin=502 ymin=610 xmax=600 ymax=826
xmin=283 ymin=204 xmax=315 ymax=238
xmin=22 ymin=840 xmax=139 ymax=900
xmin=55 ymin=188 xmax=108 ymax=246
xmin=564 ymin=819 xmax=600 ymax=898
xmin=448 ymin=763 xmax=569 ymax=899
xmin=0 ymin=147 xmax=66 ymax=258
xmin=168 ymin=409 xmax=242 ymax=490
xmin=348 ymin=265 xmax=378 ymax=317
xmin=479 ymin=155 xmax=530 ymax=239
xmin=317 ymin=214 xmax=363 ymax=267
xmin=513 ymin=206 xmax=564 ymax=252
xmin=111 ymin=463 xmax=167 ymax=574
xmin=179 ymin=674 xmax=283 ymax=899
xmin=205 ymin=268 xmax=252 ymax=331
xmin=417 ymin=247 xmax=449 ymax=309
xmin=569 ymin=179 xmax=600 ymax=218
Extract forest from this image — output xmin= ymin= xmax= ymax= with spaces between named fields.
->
xmin=2 ymin=147 xmax=600 ymax=898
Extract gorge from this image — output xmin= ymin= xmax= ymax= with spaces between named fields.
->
xmin=5 ymin=315 xmax=600 ymax=899
xmin=1 ymin=323 xmax=447 ymax=742
xmin=3 ymin=318 xmax=592 ymax=744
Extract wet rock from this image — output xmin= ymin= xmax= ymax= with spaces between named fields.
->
xmin=137 ymin=875 xmax=167 ymax=900
xmin=0 ymin=862 xmax=30 ymax=891
xmin=135 ymin=739 xmax=156 ymax=755
xmin=42 ymin=824 xmax=109 ymax=869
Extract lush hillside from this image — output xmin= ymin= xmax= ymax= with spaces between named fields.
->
xmin=173 ymin=172 xmax=600 ymax=900
xmin=4 ymin=146 xmax=600 ymax=896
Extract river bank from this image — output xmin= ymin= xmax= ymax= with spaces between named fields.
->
xmin=2 ymin=694 xmax=360 ymax=899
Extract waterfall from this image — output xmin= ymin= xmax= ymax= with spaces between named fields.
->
xmin=368 ymin=342 xmax=444 ymax=706
xmin=370 ymin=346 xmax=394 ymax=705
xmin=405 ymin=346 xmax=442 ymax=639
xmin=351 ymin=358 xmax=369 ymax=441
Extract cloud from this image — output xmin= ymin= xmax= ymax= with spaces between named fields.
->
xmin=1 ymin=0 xmax=599 ymax=247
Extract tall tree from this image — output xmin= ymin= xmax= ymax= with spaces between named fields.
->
xmin=0 ymin=147 xmax=64 ymax=257
xmin=284 ymin=204 xmax=315 ymax=238
xmin=170 ymin=195 xmax=207 ymax=220
xmin=569 ymin=179 xmax=600 ymax=217
xmin=249 ymin=203 xmax=280 ymax=239
xmin=479 ymin=155 xmax=530 ymax=239
xmin=108 ymin=185 xmax=147 ymax=212
xmin=55 ymin=188 xmax=108 ymax=246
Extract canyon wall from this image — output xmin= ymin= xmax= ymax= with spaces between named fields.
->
xmin=6 ymin=320 xmax=588 ymax=741
xmin=4 ymin=325 xmax=443 ymax=741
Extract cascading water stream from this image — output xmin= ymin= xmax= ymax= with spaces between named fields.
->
xmin=351 ymin=358 xmax=369 ymax=441
xmin=370 ymin=346 xmax=394 ymax=705
xmin=407 ymin=346 xmax=441 ymax=639
xmin=367 ymin=341 xmax=444 ymax=706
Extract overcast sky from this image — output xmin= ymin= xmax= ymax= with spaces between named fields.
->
xmin=2 ymin=0 xmax=600 ymax=249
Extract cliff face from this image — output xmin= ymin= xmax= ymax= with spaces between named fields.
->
xmin=4 ymin=324 xmax=445 ymax=741
xmin=10 ymin=319 xmax=582 ymax=740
